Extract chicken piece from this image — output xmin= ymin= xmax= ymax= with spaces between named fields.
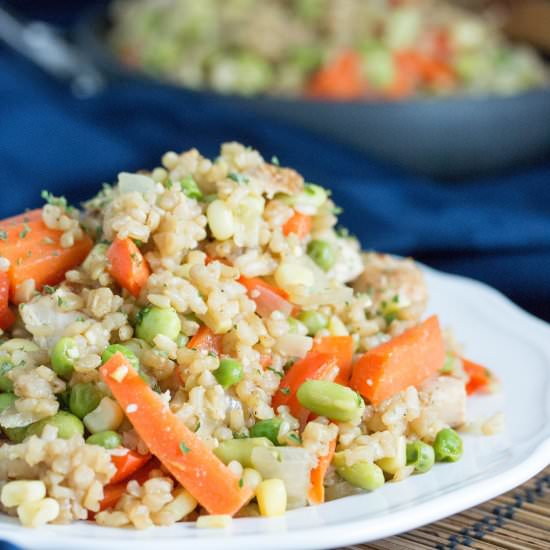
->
xmin=353 ymin=253 xmax=428 ymax=322
xmin=410 ymin=376 xmax=467 ymax=440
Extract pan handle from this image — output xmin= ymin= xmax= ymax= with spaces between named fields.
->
xmin=0 ymin=5 xmax=107 ymax=97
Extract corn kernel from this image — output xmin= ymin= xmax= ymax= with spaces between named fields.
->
xmin=256 ymin=479 xmax=287 ymax=517
xmin=328 ymin=316 xmax=349 ymax=336
xmin=84 ymin=397 xmax=124 ymax=434
xmin=17 ymin=498 xmax=59 ymax=528
xmin=196 ymin=514 xmax=232 ymax=529
xmin=207 ymin=200 xmax=234 ymax=241
xmin=242 ymin=468 xmax=262 ymax=492
xmin=1 ymin=481 xmax=46 ymax=508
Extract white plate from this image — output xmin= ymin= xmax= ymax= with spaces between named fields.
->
xmin=1 ymin=268 xmax=549 ymax=550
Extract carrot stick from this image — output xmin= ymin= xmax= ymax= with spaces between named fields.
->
xmin=187 ymin=325 xmax=222 ymax=354
xmin=107 ymin=238 xmax=150 ymax=298
xmin=310 ymin=336 xmax=354 ymax=385
xmin=350 ymin=315 xmax=445 ymax=406
xmin=308 ymin=436 xmax=336 ymax=506
xmin=272 ymin=352 xmax=337 ymax=425
xmin=239 ymin=276 xmax=293 ymax=318
xmin=0 ymin=272 xmax=15 ymax=330
xmin=0 ymin=209 xmax=93 ymax=301
xmin=307 ymin=50 xmax=366 ymax=100
xmin=462 ymin=358 xmax=492 ymax=395
xmin=282 ymin=212 xmax=312 ymax=239
xmin=110 ymin=450 xmax=152 ymax=484
xmin=100 ymin=353 xmax=252 ymax=516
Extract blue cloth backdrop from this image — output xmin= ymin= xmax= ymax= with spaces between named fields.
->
xmin=0 ymin=1 xmax=550 ymax=325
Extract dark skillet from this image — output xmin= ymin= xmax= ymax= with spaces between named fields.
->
xmin=75 ymin=6 xmax=550 ymax=180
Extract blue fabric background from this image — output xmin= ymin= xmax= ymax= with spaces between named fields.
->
xmin=0 ymin=0 xmax=549 ymax=326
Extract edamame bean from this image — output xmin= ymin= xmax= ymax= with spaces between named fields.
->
xmin=26 ymin=411 xmax=84 ymax=439
xmin=135 ymin=306 xmax=181 ymax=344
xmin=297 ymin=310 xmax=328 ymax=336
xmin=406 ymin=441 xmax=435 ymax=473
xmin=249 ymin=418 xmax=283 ymax=446
xmin=69 ymin=383 xmax=103 ymax=419
xmin=307 ymin=240 xmax=336 ymax=271
xmin=101 ymin=344 xmax=140 ymax=371
xmin=213 ymin=437 xmax=273 ymax=468
xmin=87 ymin=430 xmax=122 ymax=449
xmin=180 ymin=175 xmax=203 ymax=200
xmin=3 ymin=426 xmax=27 ymax=443
xmin=51 ymin=337 xmax=79 ymax=379
xmin=334 ymin=453 xmax=385 ymax=491
xmin=433 ymin=428 xmax=463 ymax=462
xmin=0 ymin=360 xmax=14 ymax=392
xmin=0 ymin=392 xmax=16 ymax=413
xmin=213 ymin=358 xmax=243 ymax=389
xmin=297 ymin=380 xmax=365 ymax=422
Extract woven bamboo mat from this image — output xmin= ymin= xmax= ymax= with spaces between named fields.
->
xmin=341 ymin=466 xmax=550 ymax=550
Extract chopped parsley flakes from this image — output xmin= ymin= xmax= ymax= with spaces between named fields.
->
xmin=179 ymin=441 xmax=190 ymax=454
xmin=227 ymin=172 xmax=249 ymax=185
xmin=19 ymin=224 xmax=31 ymax=239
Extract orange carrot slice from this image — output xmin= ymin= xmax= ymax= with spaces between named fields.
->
xmin=0 ymin=209 xmax=93 ymax=301
xmin=100 ymin=353 xmax=252 ymax=516
xmin=462 ymin=358 xmax=492 ymax=395
xmin=110 ymin=450 xmax=152 ymax=484
xmin=308 ymin=436 xmax=337 ymax=505
xmin=282 ymin=212 xmax=312 ymax=239
xmin=187 ymin=325 xmax=222 ymax=354
xmin=107 ymin=238 xmax=150 ymax=298
xmin=307 ymin=50 xmax=366 ymax=100
xmin=350 ymin=315 xmax=445 ymax=406
xmin=310 ymin=336 xmax=354 ymax=385
xmin=239 ymin=276 xmax=293 ymax=318
xmin=272 ymin=352 xmax=337 ymax=425
xmin=0 ymin=271 xmax=15 ymax=330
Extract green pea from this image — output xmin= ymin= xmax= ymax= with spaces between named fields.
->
xmin=213 ymin=437 xmax=273 ymax=468
xmin=213 ymin=358 xmax=243 ymax=389
xmin=0 ymin=360 xmax=14 ymax=392
xmin=135 ymin=306 xmax=182 ymax=345
xmin=406 ymin=441 xmax=435 ymax=473
xmin=307 ymin=240 xmax=336 ymax=271
xmin=69 ymin=383 xmax=103 ymax=419
xmin=249 ymin=418 xmax=283 ymax=446
xmin=0 ymin=392 xmax=16 ymax=413
xmin=334 ymin=453 xmax=385 ymax=491
xmin=26 ymin=411 xmax=84 ymax=439
xmin=297 ymin=310 xmax=328 ymax=336
xmin=297 ymin=380 xmax=365 ymax=423
xmin=101 ymin=344 xmax=140 ymax=371
xmin=434 ymin=428 xmax=463 ymax=463
xmin=180 ymin=175 xmax=203 ymax=200
xmin=87 ymin=430 xmax=122 ymax=449
xmin=51 ymin=337 xmax=80 ymax=379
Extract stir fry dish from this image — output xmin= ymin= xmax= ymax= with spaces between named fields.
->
xmin=109 ymin=0 xmax=548 ymax=99
xmin=0 ymin=144 xmax=498 ymax=529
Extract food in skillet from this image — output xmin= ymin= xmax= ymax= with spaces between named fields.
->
xmin=108 ymin=0 xmax=548 ymax=99
xmin=0 ymin=143 xmax=497 ymax=529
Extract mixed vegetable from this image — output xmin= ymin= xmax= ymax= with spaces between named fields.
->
xmin=0 ymin=148 xmax=498 ymax=528
xmin=109 ymin=0 xmax=548 ymax=99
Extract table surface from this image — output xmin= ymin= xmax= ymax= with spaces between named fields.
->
xmin=341 ymin=466 xmax=550 ymax=550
